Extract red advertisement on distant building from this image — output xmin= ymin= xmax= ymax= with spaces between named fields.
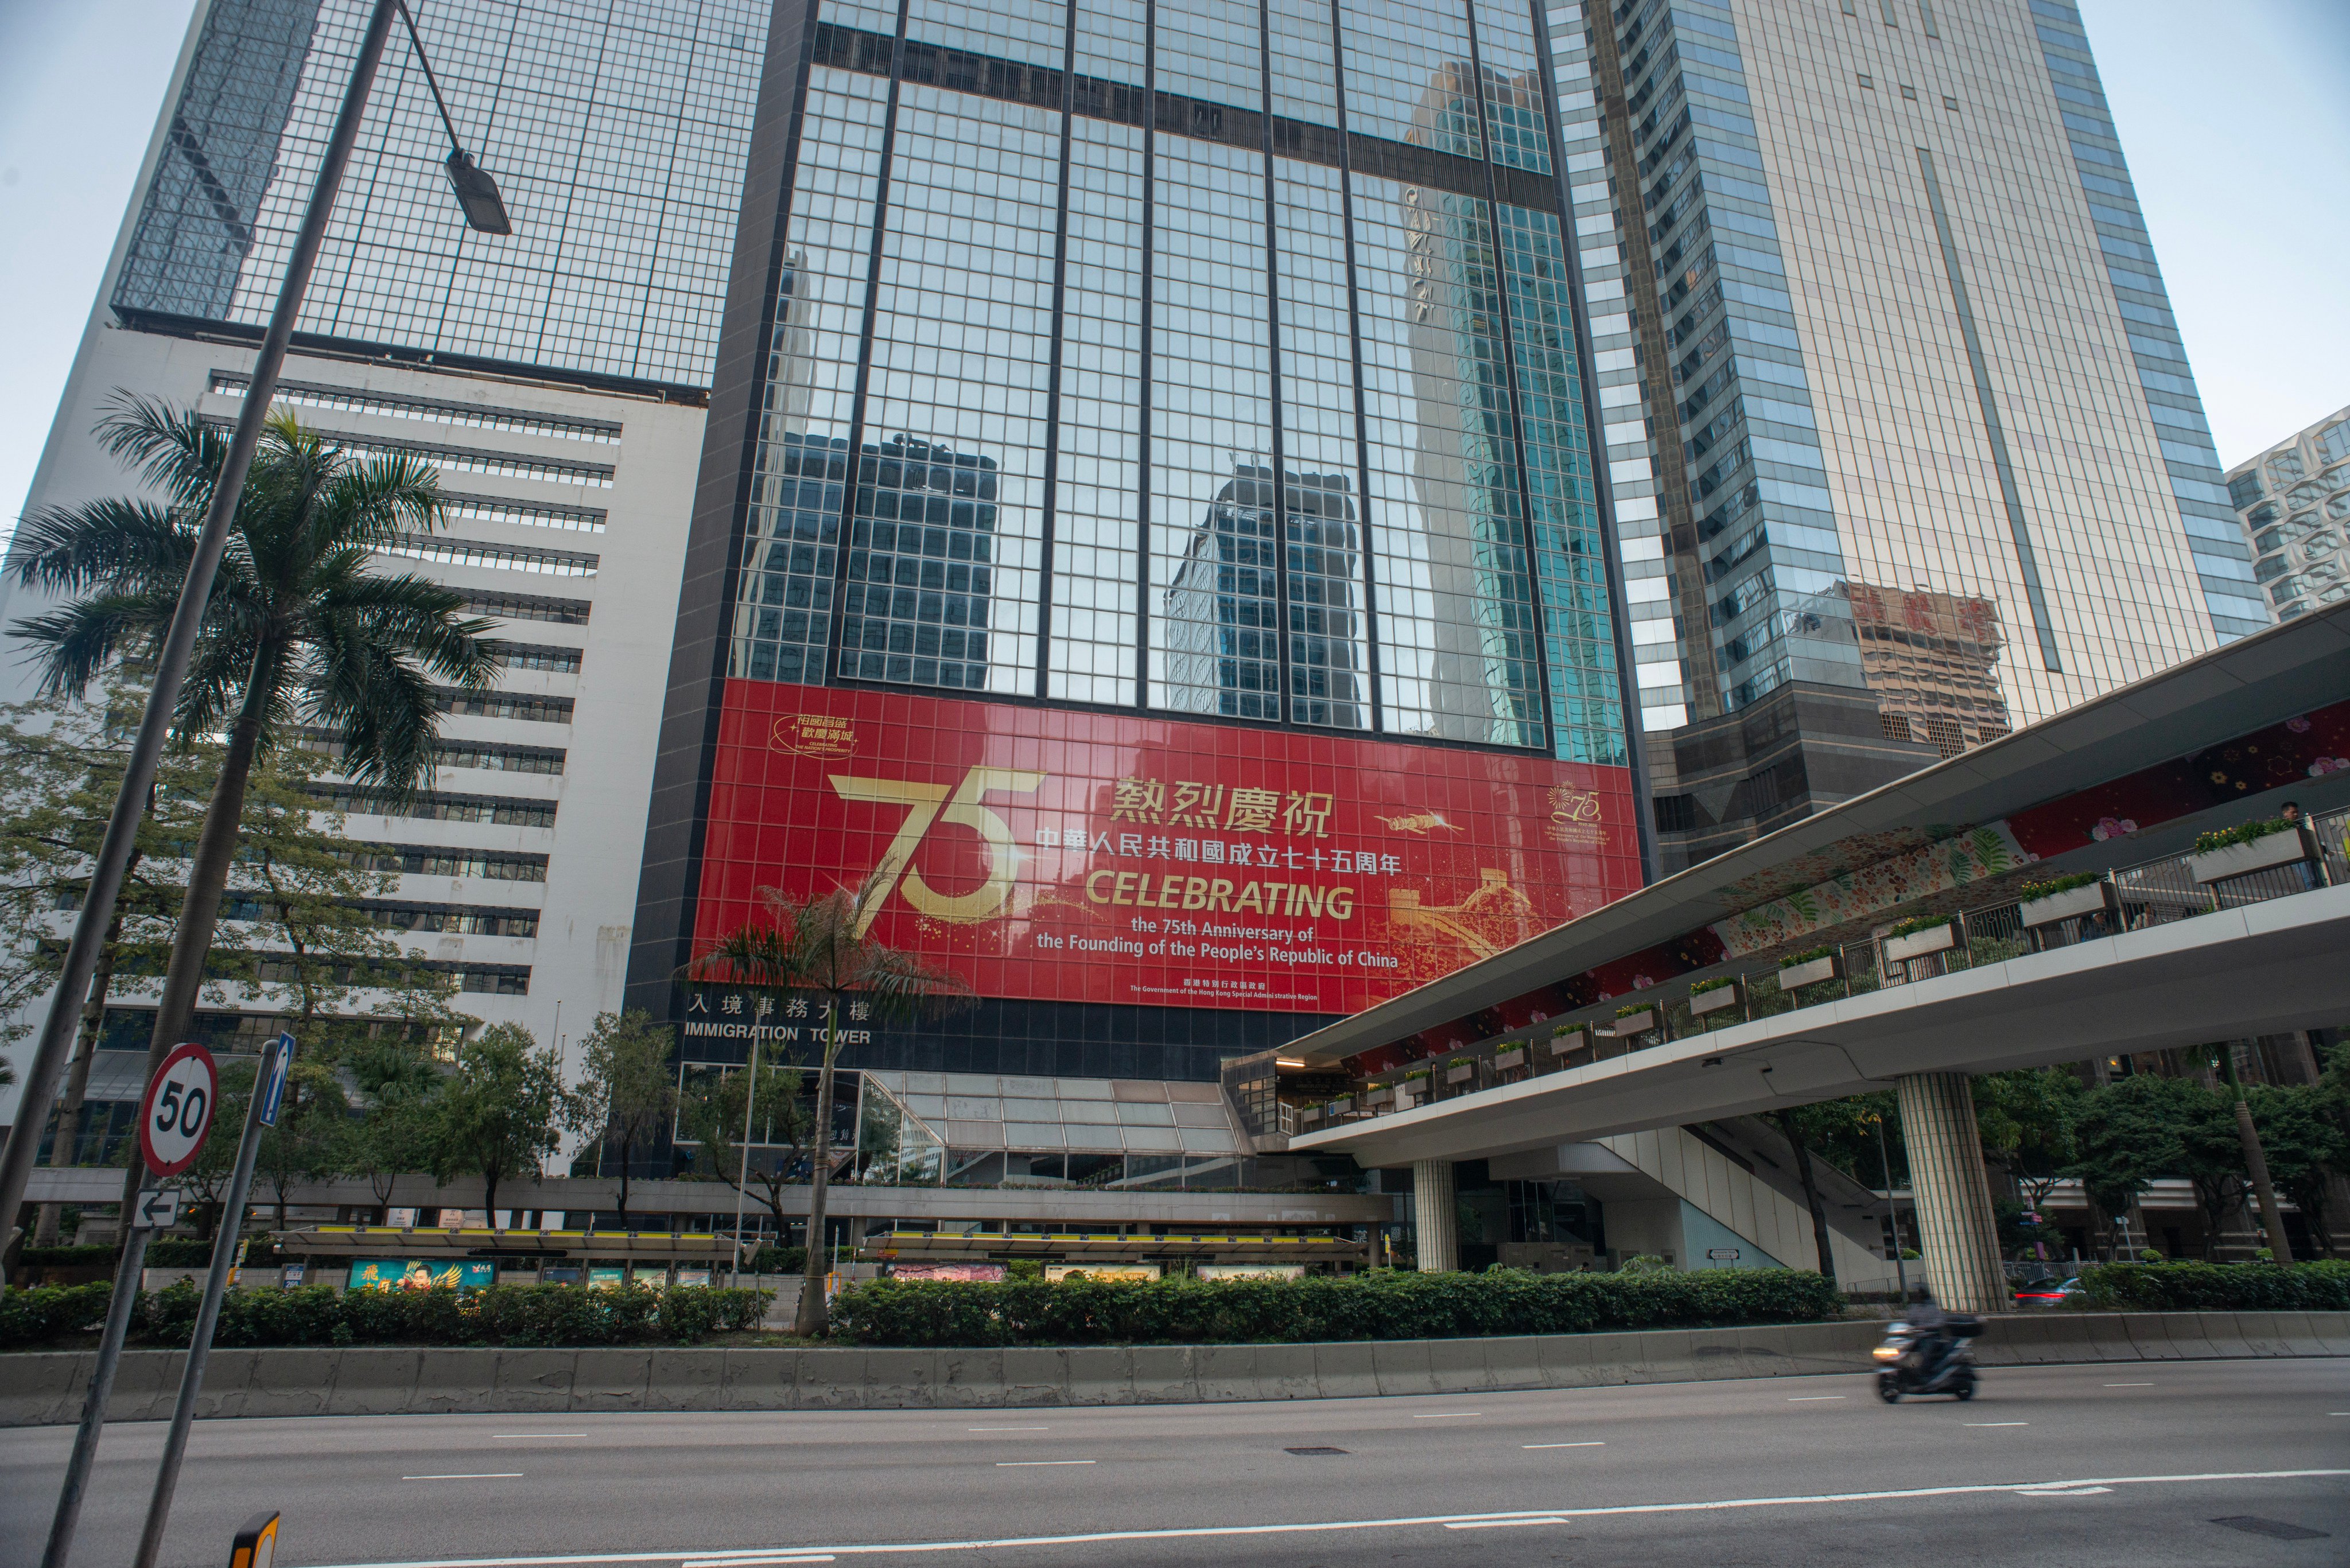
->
xmin=693 ymin=680 xmax=1642 ymax=1015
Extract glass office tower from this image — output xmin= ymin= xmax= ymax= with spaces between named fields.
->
xmin=2229 ymin=404 xmax=2350 ymax=624
xmin=1544 ymin=0 xmax=2266 ymax=869
xmin=114 ymin=0 xmax=771 ymax=390
xmin=630 ymin=0 xmax=1650 ymax=1078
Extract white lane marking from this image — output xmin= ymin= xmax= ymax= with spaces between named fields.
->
xmin=2101 ymin=1383 xmax=2154 ymax=1389
xmin=1524 ymin=1442 xmax=1605 ymax=1449
xmin=682 ymin=1558 xmax=834 ymax=1566
xmin=301 ymin=1469 xmax=2350 ymax=1567
xmin=496 ymin=1434 xmax=589 ymax=1439
xmin=2018 ymin=1487 xmax=2112 ymax=1497
xmin=1786 ymin=1396 xmax=1846 ymax=1402
xmin=1964 ymin=1423 xmax=2027 ymax=1428
xmin=403 ymin=1473 xmax=524 ymax=1481
xmin=1411 ymin=1412 xmax=1482 ymax=1419
xmin=995 ymin=1460 xmax=1094 ymax=1468
xmin=1444 ymin=1519 xmax=1570 ymax=1531
xmin=968 ymin=1426 xmax=1050 ymax=1432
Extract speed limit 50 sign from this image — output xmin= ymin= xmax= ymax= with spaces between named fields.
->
xmin=138 ymin=1041 xmax=219 ymax=1178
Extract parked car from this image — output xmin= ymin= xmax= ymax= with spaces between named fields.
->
xmin=2011 ymin=1276 xmax=2081 ymax=1306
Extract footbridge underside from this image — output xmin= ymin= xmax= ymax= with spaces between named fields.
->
xmin=1293 ymin=885 xmax=2350 ymax=1169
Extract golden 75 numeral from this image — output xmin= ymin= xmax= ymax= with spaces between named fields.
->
xmin=829 ymin=767 xmax=1046 ymax=934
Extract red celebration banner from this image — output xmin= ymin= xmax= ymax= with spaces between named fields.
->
xmin=693 ymin=679 xmax=1642 ymax=1015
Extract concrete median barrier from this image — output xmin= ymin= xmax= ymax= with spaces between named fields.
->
xmin=3 ymin=1310 xmax=2336 ymax=1426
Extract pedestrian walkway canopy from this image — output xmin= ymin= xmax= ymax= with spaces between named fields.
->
xmin=1254 ymin=603 xmax=2350 ymax=1162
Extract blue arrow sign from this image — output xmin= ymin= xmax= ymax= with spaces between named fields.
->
xmin=258 ymin=1034 xmax=295 ymax=1127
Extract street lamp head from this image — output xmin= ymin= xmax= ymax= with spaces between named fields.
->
xmin=444 ymin=149 xmax=512 ymax=235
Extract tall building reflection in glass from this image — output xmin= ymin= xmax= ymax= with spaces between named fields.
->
xmin=718 ymin=0 xmax=1633 ymax=767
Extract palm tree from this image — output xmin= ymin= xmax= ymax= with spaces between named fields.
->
xmin=7 ymin=395 xmax=493 ymax=1211
xmin=683 ymin=876 xmax=972 ymax=1335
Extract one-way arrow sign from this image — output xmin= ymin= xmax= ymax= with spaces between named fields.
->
xmin=135 ymin=1188 xmax=181 ymax=1230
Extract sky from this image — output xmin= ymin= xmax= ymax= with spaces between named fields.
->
xmin=0 ymin=0 xmax=2345 ymax=546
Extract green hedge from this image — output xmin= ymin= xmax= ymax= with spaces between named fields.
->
xmin=1 ymin=1283 xmax=770 ymax=1351
xmin=829 ymin=1267 xmax=1844 ymax=1348
xmin=2076 ymin=1259 xmax=2350 ymax=1312
xmin=0 ymin=1282 xmax=116 ymax=1348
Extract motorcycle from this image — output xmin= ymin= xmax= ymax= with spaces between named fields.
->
xmin=1872 ymin=1312 xmax=1983 ymax=1402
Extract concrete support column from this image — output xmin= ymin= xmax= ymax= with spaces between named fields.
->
xmin=1895 ymin=1072 xmax=2007 ymax=1314
xmin=1412 ymin=1158 xmax=1458 ymax=1273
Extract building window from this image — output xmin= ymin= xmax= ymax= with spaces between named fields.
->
xmin=1901 ymin=84 xmax=1918 ymax=101
xmin=1858 ymin=73 xmax=1875 ymax=90
xmin=1653 ymin=794 xmax=1698 ymax=834
xmin=1944 ymin=95 xmax=1959 ymax=112
xmin=459 ymin=590 xmax=591 ymax=626
xmin=432 ymin=688 xmax=575 ymax=724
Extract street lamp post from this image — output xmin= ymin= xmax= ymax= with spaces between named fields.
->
xmin=0 ymin=0 xmax=510 ymax=1285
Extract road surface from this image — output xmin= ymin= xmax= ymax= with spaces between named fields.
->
xmin=4 ymin=1359 xmax=2344 ymax=1566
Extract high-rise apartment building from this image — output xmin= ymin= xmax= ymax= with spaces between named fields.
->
xmin=2229 ymin=403 xmax=2350 ymax=624
xmin=1545 ymin=0 xmax=2266 ymax=869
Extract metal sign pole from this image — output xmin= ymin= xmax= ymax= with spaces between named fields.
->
xmin=131 ymin=1034 xmax=291 ymax=1568
xmin=39 ymin=1176 xmax=160 ymax=1568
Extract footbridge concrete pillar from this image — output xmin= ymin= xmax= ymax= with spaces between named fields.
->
xmin=1411 ymin=1159 xmax=1458 ymax=1273
xmin=1895 ymin=1072 xmax=2008 ymax=1314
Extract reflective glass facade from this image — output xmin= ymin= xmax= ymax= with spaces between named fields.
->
xmin=114 ymin=0 xmax=772 ymax=388
xmin=2229 ymin=404 xmax=2350 ymax=622
xmin=1552 ymin=0 xmax=2259 ymax=752
xmin=727 ymin=0 xmax=1630 ymax=765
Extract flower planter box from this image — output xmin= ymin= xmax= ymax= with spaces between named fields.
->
xmin=1777 ymin=955 xmax=1840 ymax=990
xmin=1445 ymin=1063 xmax=1477 ymax=1085
xmin=2188 ymin=828 xmax=2315 ymax=885
xmin=1609 ymin=1008 xmax=1656 ymax=1037
xmin=1493 ymin=1048 xmax=1527 ymax=1072
xmin=1689 ymin=982 xmax=1742 ymax=1018
xmin=1327 ymin=1096 xmax=1354 ymax=1116
xmin=1393 ymin=1086 xmax=1420 ymax=1111
xmin=2018 ymin=880 xmax=2114 ymax=929
xmin=1357 ymin=1088 xmax=1389 ymax=1109
xmin=1547 ymin=1029 xmax=1590 ymax=1059
xmin=1882 ymin=923 xmax=1958 ymax=965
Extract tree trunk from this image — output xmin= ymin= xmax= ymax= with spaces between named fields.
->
xmin=2234 ymin=1098 xmax=2294 ymax=1262
xmin=119 ymin=641 xmax=279 ymax=1219
xmin=482 ymin=1159 xmax=502 ymax=1231
xmin=1774 ymin=1114 xmax=1838 ymax=1286
xmin=615 ymin=1127 xmax=632 ymax=1227
xmin=34 ymin=909 xmax=125 ymax=1246
xmin=795 ymin=1002 xmax=840 ymax=1336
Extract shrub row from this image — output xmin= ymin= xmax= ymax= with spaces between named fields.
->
xmin=1 ymin=1283 xmax=770 ymax=1351
xmin=828 ymin=1267 xmax=1846 ymax=1348
xmin=2075 ymin=1259 xmax=2350 ymax=1312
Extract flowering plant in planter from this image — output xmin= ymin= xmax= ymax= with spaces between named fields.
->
xmin=2017 ymin=871 xmax=2100 ymax=902
xmin=1776 ymin=944 xmax=1840 ymax=990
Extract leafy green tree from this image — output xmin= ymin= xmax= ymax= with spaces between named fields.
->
xmin=565 ymin=1009 xmax=681 ymax=1227
xmin=684 ymin=876 xmax=971 ymax=1334
xmin=1974 ymin=1067 xmax=2088 ymax=1223
xmin=678 ymin=1052 xmax=814 ymax=1262
xmin=2065 ymin=1074 xmax=2192 ymax=1258
xmin=6 ymin=397 xmax=494 ymax=1217
xmin=1769 ymin=1098 xmax=1878 ymax=1285
xmin=426 ymin=1022 xmax=564 ymax=1224
xmin=254 ymin=1055 xmax=354 ymax=1232
xmin=344 ymin=1037 xmax=447 ymax=1221
xmin=2247 ymin=1084 xmax=2348 ymax=1258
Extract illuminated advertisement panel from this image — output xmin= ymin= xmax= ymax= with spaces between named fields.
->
xmin=694 ymin=680 xmax=1641 ymax=1015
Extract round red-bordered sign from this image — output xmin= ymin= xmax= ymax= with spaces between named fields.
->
xmin=138 ymin=1041 xmax=219 ymax=1178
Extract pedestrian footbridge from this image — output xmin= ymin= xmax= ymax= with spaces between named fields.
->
xmin=1226 ymin=604 xmax=2350 ymax=1313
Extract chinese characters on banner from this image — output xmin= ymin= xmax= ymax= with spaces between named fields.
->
xmin=695 ymin=680 xmax=1641 ymax=1015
